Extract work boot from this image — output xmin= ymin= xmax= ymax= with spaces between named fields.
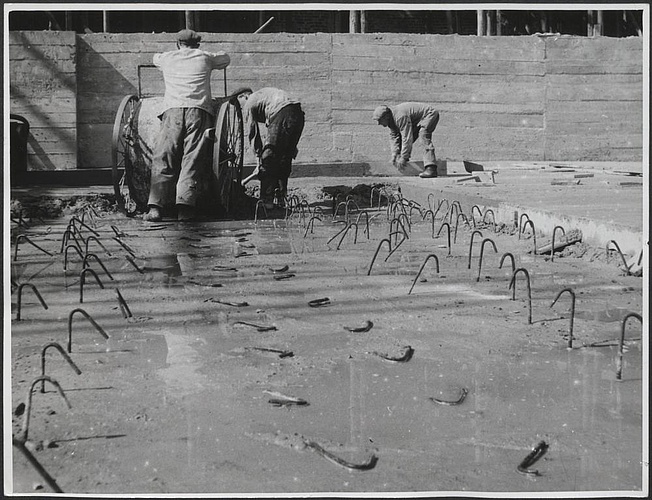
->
xmin=143 ymin=205 xmax=162 ymax=222
xmin=177 ymin=204 xmax=196 ymax=222
xmin=419 ymin=165 xmax=438 ymax=178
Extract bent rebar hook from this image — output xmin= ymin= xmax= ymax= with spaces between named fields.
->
xmin=14 ymin=234 xmax=53 ymax=261
xmin=436 ymin=222 xmax=451 ymax=256
xmin=606 ymin=240 xmax=632 ymax=276
xmin=355 ymin=211 xmax=370 ymax=239
xmin=69 ymin=215 xmax=100 ymax=237
xmin=550 ymin=226 xmax=566 ymax=262
xmin=499 ymin=252 xmax=516 ymax=275
xmin=520 ymin=220 xmax=537 ymax=255
xmin=471 ymin=205 xmax=483 ymax=227
xmin=518 ymin=213 xmax=530 ymax=236
xmin=337 ymin=223 xmax=359 ymax=250
xmin=41 ymin=342 xmax=82 ymax=393
xmin=67 ymin=308 xmax=109 ymax=353
xmin=79 ymin=267 xmax=104 ymax=303
xmin=550 ymin=288 xmax=576 ymax=348
xmin=19 ymin=375 xmax=71 ymax=443
xmin=303 ymin=216 xmax=322 ymax=237
xmin=16 ymin=283 xmax=48 ymax=321
xmin=509 ymin=268 xmax=532 ymax=324
xmin=63 ymin=244 xmax=84 ymax=270
xmin=477 ymin=238 xmax=498 ymax=282
xmin=82 ymin=253 xmax=114 ymax=280
xmin=616 ymin=312 xmax=643 ymax=380
xmin=115 ymin=288 xmax=133 ymax=319
xmin=482 ymin=209 xmax=496 ymax=232
xmin=408 ymin=254 xmax=440 ymax=295
xmin=467 ymin=230 xmax=484 ymax=269
xmin=12 ymin=437 xmax=63 ymax=492
xmin=85 ymin=235 xmax=112 ymax=257
xmin=367 ymin=239 xmax=391 ymax=276
xmin=454 ymin=213 xmax=470 ymax=244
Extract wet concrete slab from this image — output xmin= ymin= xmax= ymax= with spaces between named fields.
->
xmin=7 ymin=189 xmax=645 ymax=495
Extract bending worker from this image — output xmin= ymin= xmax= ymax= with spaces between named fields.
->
xmin=237 ymin=87 xmax=305 ymax=209
xmin=373 ymin=103 xmax=440 ymax=178
xmin=144 ymin=29 xmax=230 ymax=222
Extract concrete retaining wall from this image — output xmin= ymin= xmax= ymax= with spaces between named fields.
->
xmin=9 ymin=31 xmax=78 ymax=170
xmin=9 ymin=31 xmax=643 ymax=172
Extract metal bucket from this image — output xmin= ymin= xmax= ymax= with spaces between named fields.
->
xmin=10 ymin=114 xmax=30 ymax=181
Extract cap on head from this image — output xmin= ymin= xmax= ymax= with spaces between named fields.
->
xmin=177 ymin=29 xmax=201 ymax=46
xmin=372 ymin=105 xmax=391 ymax=122
xmin=232 ymin=87 xmax=253 ymax=97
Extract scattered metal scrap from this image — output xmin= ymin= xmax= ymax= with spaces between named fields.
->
xmin=372 ymin=345 xmax=414 ymax=362
xmin=264 ymin=390 xmax=308 ymax=406
xmin=516 ymin=440 xmax=549 ymax=477
xmin=308 ymin=297 xmax=331 ymax=307
xmin=205 ymin=298 xmax=249 ymax=307
xmin=305 ymin=440 xmax=378 ymax=471
xmin=429 ymin=388 xmax=468 ymax=406
xmin=246 ymin=431 xmax=378 ymax=471
xmin=273 ymin=273 xmax=295 ymax=281
xmin=246 ymin=347 xmax=293 ymax=358
xmin=343 ymin=320 xmax=374 ymax=333
xmin=234 ymin=321 xmax=277 ymax=332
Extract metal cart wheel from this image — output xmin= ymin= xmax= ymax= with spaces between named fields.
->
xmin=112 ymin=94 xmax=146 ymax=215
xmin=212 ymin=97 xmax=244 ymax=215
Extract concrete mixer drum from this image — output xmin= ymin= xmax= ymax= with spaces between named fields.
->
xmin=111 ymin=65 xmax=244 ymax=218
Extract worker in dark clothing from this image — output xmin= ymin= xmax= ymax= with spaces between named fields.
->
xmin=237 ymin=87 xmax=305 ymax=209
xmin=373 ymin=103 xmax=440 ymax=178
xmin=144 ymin=29 xmax=230 ymax=222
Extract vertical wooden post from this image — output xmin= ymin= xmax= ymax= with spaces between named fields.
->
xmin=477 ymin=10 xmax=485 ymax=35
xmin=587 ymin=10 xmax=594 ymax=37
xmin=185 ymin=11 xmax=194 ymax=30
xmin=496 ymin=10 xmax=502 ymax=35
xmin=349 ymin=10 xmax=360 ymax=33
xmin=596 ymin=10 xmax=604 ymax=36
xmin=360 ymin=10 xmax=368 ymax=33
xmin=446 ymin=11 xmax=454 ymax=34
xmin=541 ymin=11 xmax=548 ymax=33
xmin=102 ymin=11 xmax=110 ymax=32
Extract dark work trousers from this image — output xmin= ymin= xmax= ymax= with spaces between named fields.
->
xmin=259 ymin=104 xmax=305 ymax=202
xmin=417 ymin=110 xmax=440 ymax=167
xmin=148 ymin=107 xmax=214 ymax=209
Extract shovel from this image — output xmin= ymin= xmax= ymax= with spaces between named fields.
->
xmin=241 ymin=157 xmax=260 ymax=186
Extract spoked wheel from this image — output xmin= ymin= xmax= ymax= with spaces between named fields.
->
xmin=212 ymin=98 xmax=244 ymax=215
xmin=112 ymin=94 xmax=147 ymax=215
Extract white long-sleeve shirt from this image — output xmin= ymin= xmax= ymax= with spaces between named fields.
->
xmin=154 ymin=47 xmax=230 ymax=116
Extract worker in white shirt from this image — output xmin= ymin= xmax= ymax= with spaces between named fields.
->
xmin=144 ymin=29 xmax=230 ymax=222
